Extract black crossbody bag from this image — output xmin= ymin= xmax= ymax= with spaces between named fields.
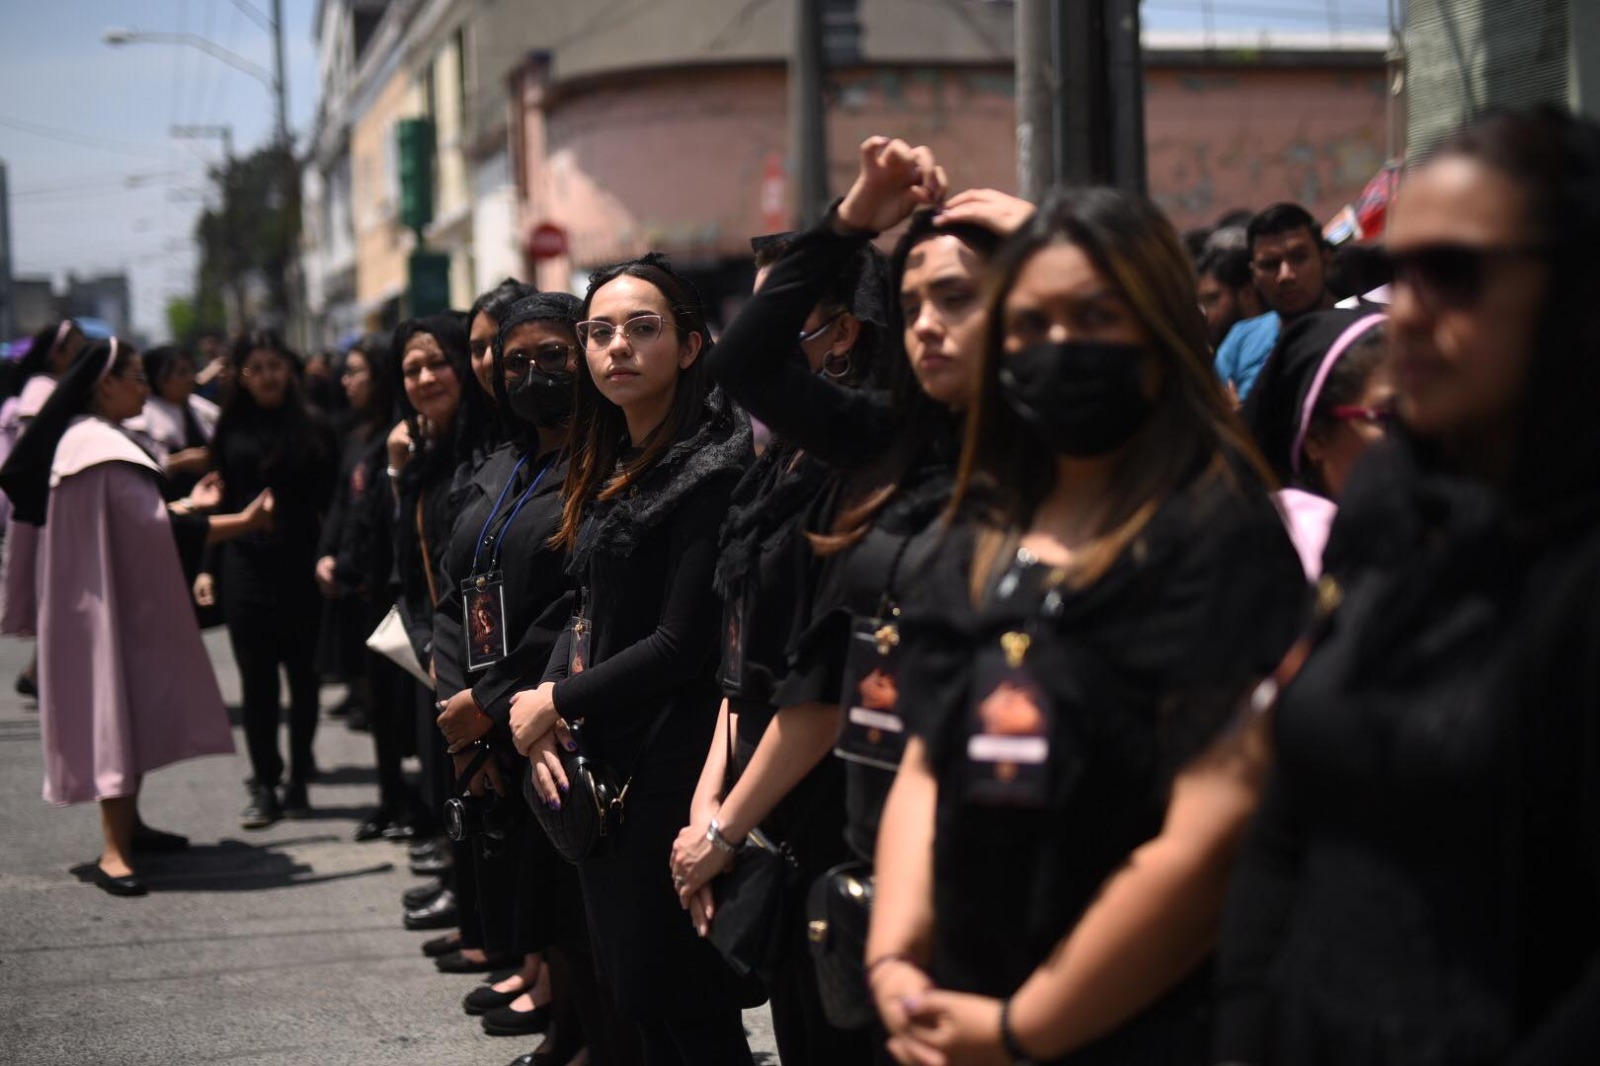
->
xmin=708 ymin=710 xmax=802 ymax=988
xmin=524 ymin=597 xmax=675 ymax=864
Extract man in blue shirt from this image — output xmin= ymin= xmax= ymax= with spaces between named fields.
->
xmin=1215 ymin=203 xmax=1338 ymax=400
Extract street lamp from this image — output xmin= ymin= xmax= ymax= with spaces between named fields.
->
xmin=102 ymin=15 xmax=287 ymax=152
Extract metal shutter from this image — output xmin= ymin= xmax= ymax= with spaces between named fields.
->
xmin=1406 ymin=0 xmax=1570 ymax=157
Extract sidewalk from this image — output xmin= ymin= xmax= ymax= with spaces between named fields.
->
xmin=0 ymin=630 xmax=776 ymax=1065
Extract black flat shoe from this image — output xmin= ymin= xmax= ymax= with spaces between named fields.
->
xmin=353 ymin=809 xmax=395 ymax=842
xmin=131 ymin=827 xmax=190 ymax=853
xmin=419 ymin=931 xmax=461 ymax=957
xmin=409 ymin=852 xmax=452 ymax=877
xmin=92 ymin=864 xmax=148 ymax=897
xmin=14 ymin=672 xmax=37 ymax=698
xmin=463 ymin=982 xmax=524 ymax=1015
xmin=381 ymin=821 xmax=418 ymax=842
xmin=436 ymin=949 xmax=513 ymax=975
xmin=481 ymin=1001 xmax=551 ymax=1037
xmin=403 ymin=888 xmax=458 ymax=930
xmin=408 ymin=838 xmax=444 ymax=862
xmin=404 ymin=879 xmax=447 ymax=910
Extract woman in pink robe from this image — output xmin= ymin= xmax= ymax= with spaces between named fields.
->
xmin=0 ymin=339 xmax=273 ymax=896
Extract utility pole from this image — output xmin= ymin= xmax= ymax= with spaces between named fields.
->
xmin=1016 ymin=0 xmax=1057 ymax=202
xmin=791 ymin=0 xmax=830 ymax=224
xmin=271 ymin=0 xmax=289 ymax=152
xmin=1054 ymin=0 xmax=1146 ymax=193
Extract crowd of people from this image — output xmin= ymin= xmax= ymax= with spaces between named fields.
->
xmin=2 ymin=102 xmax=1598 ymax=1066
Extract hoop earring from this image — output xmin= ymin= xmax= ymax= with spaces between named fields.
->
xmin=821 ymin=352 xmax=852 ymax=379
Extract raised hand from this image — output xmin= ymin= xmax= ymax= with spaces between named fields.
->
xmin=936 ymin=188 xmax=1035 ymax=237
xmin=837 ymin=136 xmax=950 ymax=234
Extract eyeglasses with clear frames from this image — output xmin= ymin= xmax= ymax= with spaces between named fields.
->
xmin=575 ymin=314 xmax=666 ymax=351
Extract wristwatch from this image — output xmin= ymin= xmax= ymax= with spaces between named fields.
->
xmin=705 ymin=818 xmax=741 ymax=856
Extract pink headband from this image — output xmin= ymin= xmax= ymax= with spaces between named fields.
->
xmin=52 ymin=319 xmax=73 ymax=353
xmin=1290 ymin=313 xmax=1387 ymax=475
xmin=97 ymin=337 xmax=120 ymax=382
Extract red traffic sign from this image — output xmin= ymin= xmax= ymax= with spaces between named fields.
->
xmin=760 ymin=153 xmax=788 ymax=233
xmin=525 ymin=221 xmax=569 ymax=262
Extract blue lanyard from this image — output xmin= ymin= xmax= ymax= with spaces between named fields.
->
xmin=470 ymin=453 xmax=555 ymax=576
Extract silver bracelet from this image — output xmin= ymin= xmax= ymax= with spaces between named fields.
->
xmin=705 ymin=818 xmax=742 ymax=856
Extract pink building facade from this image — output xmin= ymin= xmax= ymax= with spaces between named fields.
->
xmin=511 ymin=49 xmax=1390 ymax=310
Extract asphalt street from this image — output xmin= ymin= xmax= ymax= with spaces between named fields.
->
xmin=0 ymin=629 xmax=777 ymax=1066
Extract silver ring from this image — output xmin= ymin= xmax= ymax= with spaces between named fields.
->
xmin=672 ymin=875 xmax=686 ymax=888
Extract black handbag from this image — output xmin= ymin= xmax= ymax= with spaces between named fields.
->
xmin=805 ymin=861 xmax=877 ymax=1030
xmin=707 ymin=712 xmax=801 ymax=989
xmin=708 ymin=825 xmax=800 ymax=987
xmin=524 ymin=605 xmax=675 ymax=863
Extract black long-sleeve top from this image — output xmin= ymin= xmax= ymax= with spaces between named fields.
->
xmin=707 ymin=209 xmax=964 ymax=859
xmin=203 ymin=406 xmax=336 ymax=612
xmin=706 ymin=212 xmax=896 ymax=470
xmin=317 ymin=426 xmax=385 ymax=591
xmin=433 ymin=442 xmax=572 ymax=734
xmin=900 ymin=461 xmax=1305 ymax=1065
xmin=541 ymin=391 xmax=752 ymax=780
xmin=1215 ymin=439 xmax=1600 ymax=1066
xmin=393 ymin=442 xmax=473 ymax=665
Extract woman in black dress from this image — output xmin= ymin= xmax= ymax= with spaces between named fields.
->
xmin=385 ymin=313 xmax=497 ymax=949
xmin=197 ymin=330 xmax=337 ymax=829
xmin=865 ymin=187 xmax=1305 ymax=1065
xmin=1214 ymin=105 xmax=1600 ymax=1066
xmin=517 ymin=255 xmax=753 ymax=1064
xmin=673 ymin=140 xmax=1014 ymax=1055
xmin=669 ymin=227 xmax=889 ymax=1065
xmin=313 ymin=336 xmax=413 ymax=840
xmin=431 ymin=292 xmax=616 ymax=1062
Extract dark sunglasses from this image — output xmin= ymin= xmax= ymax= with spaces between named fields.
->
xmin=1382 ymin=242 xmax=1547 ymax=311
xmin=503 ymin=344 xmax=575 ymax=376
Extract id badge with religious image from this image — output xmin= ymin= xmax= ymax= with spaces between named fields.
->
xmin=719 ymin=590 xmax=747 ymax=692
xmin=963 ymin=632 xmax=1054 ymax=807
xmin=568 ymin=612 xmax=591 ymax=676
xmin=462 ymin=572 xmax=510 ymax=672
xmin=835 ymin=616 xmax=906 ymax=771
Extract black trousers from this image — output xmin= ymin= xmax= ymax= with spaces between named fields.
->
xmin=228 ymin=608 xmax=320 ymax=787
xmin=362 ymin=599 xmax=414 ymax=817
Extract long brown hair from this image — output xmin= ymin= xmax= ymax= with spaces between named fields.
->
xmin=807 ymin=210 xmax=1003 ymax=554
xmin=951 ymin=186 xmax=1274 ymax=596
xmin=551 ymin=254 xmax=714 ymax=551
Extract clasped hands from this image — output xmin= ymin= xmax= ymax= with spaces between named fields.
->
xmin=509 ymin=683 xmax=576 ymax=809
xmin=668 ymin=804 xmax=736 ymax=937
xmin=871 ymin=958 xmax=1011 ymax=1066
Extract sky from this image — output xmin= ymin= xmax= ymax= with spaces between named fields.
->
xmin=0 ymin=0 xmax=1393 ymax=340
xmin=0 ymin=0 xmax=319 ymax=338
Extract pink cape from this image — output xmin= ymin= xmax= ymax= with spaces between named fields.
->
xmin=36 ymin=417 xmax=233 ymax=805
xmin=1274 ymin=488 xmax=1339 ymax=582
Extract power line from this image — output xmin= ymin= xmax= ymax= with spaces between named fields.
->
xmin=0 ymin=114 xmax=170 ymax=160
xmin=227 ymin=0 xmax=275 ymax=34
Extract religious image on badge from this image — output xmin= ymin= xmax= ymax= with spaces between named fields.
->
xmin=857 ymin=667 xmax=898 ymax=713
xmin=965 ymin=645 xmax=1053 ymax=805
xmin=464 ymin=582 xmax=508 ymax=672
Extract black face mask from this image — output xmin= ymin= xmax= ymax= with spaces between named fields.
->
xmin=506 ymin=369 xmax=575 ymax=429
xmin=997 ymin=341 xmax=1152 ymax=457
